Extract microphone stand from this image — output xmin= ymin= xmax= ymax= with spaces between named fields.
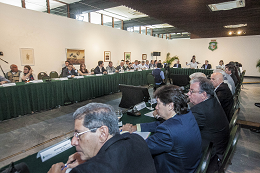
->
xmin=0 ymin=57 xmax=9 ymax=77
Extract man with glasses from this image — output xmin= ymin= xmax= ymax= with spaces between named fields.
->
xmin=187 ymin=77 xmax=229 ymax=172
xmin=48 ymin=103 xmax=156 ymax=173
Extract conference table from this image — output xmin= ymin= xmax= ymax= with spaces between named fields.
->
xmin=0 ymin=68 xmax=213 ymax=121
xmin=0 ymin=107 xmax=157 ymax=173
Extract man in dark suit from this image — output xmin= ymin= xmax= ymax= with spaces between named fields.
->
xmin=201 ymin=60 xmax=212 ymax=69
xmin=188 ymin=77 xmax=229 ymax=172
xmin=173 ymin=60 xmax=181 ymax=68
xmin=94 ymin=61 xmax=107 ymax=74
xmin=121 ymin=85 xmax=202 ymax=173
xmin=116 ymin=61 xmax=126 ymax=71
xmin=61 ymin=64 xmax=78 ymax=77
xmin=61 ymin=60 xmax=70 ymax=74
xmin=211 ymin=72 xmax=234 ymax=121
xmin=48 ymin=103 xmax=156 ymax=173
xmin=225 ymin=65 xmax=238 ymax=86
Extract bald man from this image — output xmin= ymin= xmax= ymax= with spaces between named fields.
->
xmin=211 ymin=72 xmax=234 ymax=121
xmin=5 ymin=64 xmax=21 ymax=83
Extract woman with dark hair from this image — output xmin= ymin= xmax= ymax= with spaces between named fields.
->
xmin=121 ymin=85 xmax=202 ymax=173
xmin=78 ymin=64 xmax=92 ymax=75
xmin=19 ymin=65 xmax=35 ymax=82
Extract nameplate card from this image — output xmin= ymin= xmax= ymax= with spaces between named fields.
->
xmin=129 ymin=70 xmax=135 ymax=72
xmin=59 ymin=78 xmax=68 ymax=81
xmin=2 ymin=83 xmax=16 ymax=87
xmin=135 ymin=101 xmax=147 ymax=111
xmin=29 ymin=80 xmax=43 ymax=83
xmin=37 ymin=139 xmax=73 ymax=162
xmin=96 ymin=74 xmax=103 ymax=76
xmin=74 ymin=76 xmax=84 ymax=79
xmin=52 ymin=78 xmax=61 ymax=80
xmin=172 ymin=67 xmax=177 ymax=68
xmin=138 ymin=69 xmax=142 ymax=71
xmin=119 ymin=71 xmax=124 ymax=73
xmin=108 ymin=73 xmax=114 ymax=75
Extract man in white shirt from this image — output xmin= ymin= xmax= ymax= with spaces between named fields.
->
xmin=133 ymin=60 xmax=139 ymax=70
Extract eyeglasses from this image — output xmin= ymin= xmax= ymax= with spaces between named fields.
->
xmin=188 ymin=89 xmax=203 ymax=94
xmin=74 ymin=128 xmax=98 ymax=139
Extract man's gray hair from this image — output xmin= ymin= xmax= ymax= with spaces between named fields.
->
xmin=73 ymin=103 xmax=119 ymax=136
xmin=189 ymin=72 xmax=206 ymax=80
xmin=190 ymin=77 xmax=215 ymax=98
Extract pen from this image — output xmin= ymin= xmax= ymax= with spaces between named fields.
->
xmin=61 ymin=163 xmax=69 ymax=171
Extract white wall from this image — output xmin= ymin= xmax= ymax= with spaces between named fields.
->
xmin=0 ymin=2 xmax=259 ymax=77
xmin=168 ymin=35 xmax=260 ymax=77
xmin=0 ymin=3 xmax=167 ymax=77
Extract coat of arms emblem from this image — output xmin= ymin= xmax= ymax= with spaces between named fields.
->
xmin=208 ymin=40 xmax=217 ymax=51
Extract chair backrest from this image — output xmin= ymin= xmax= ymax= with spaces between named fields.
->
xmin=218 ymin=125 xmax=241 ymax=172
xmin=170 ymin=74 xmax=190 ymax=86
xmin=49 ymin=71 xmax=59 ymax=78
xmin=147 ymin=73 xmax=155 ymax=87
xmin=229 ymin=109 xmax=238 ymax=131
xmin=195 ymin=142 xmax=213 ymax=173
xmin=37 ymin=72 xmax=48 ymax=80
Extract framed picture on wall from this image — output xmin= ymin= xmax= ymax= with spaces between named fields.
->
xmin=104 ymin=51 xmax=111 ymax=62
xmin=142 ymin=54 xmax=147 ymax=60
xmin=66 ymin=49 xmax=85 ymax=65
xmin=124 ymin=52 xmax=131 ymax=62
xmin=20 ymin=48 xmax=34 ymax=65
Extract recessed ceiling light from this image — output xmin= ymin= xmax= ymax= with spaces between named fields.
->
xmin=208 ymin=0 xmax=245 ymax=11
xmin=224 ymin=23 xmax=247 ymax=28
xmin=228 ymin=31 xmax=233 ymax=35
xmin=237 ymin=30 xmax=242 ymax=35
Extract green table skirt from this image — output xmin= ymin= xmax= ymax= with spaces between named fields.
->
xmin=0 ymin=70 xmax=154 ymax=121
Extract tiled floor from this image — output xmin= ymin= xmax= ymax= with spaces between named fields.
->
xmin=0 ymin=77 xmax=260 ymax=172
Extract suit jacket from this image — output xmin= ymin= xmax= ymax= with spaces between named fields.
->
xmin=173 ymin=63 xmax=181 ymax=68
xmin=231 ymin=73 xmax=238 ymax=86
xmin=115 ymin=65 xmax=126 ymax=71
xmin=190 ymin=97 xmax=229 ymax=160
xmin=201 ymin=64 xmax=212 ymax=69
xmin=141 ymin=111 xmax=201 ymax=173
xmin=94 ymin=66 xmax=107 ymax=74
xmin=215 ymin=82 xmax=234 ymax=121
xmin=61 ymin=68 xmax=78 ymax=77
xmin=71 ymin=133 xmax=156 ymax=173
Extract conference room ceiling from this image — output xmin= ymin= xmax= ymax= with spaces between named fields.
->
xmin=2 ymin=0 xmax=259 ymax=38
xmin=110 ymin=0 xmax=260 ymax=38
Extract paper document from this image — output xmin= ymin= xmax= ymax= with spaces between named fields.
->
xmin=133 ymin=131 xmax=151 ymax=140
xmin=144 ymin=111 xmax=155 ymax=118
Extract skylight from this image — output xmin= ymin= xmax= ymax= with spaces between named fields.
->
xmin=208 ymin=0 xmax=245 ymax=11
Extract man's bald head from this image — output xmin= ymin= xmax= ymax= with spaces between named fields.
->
xmin=10 ymin=64 xmax=18 ymax=72
xmin=210 ymin=72 xmax=224 ymax=88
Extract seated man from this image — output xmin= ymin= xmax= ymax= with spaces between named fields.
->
xmin=139 ymin=61 xmax=148 ymax=70
xmin=173 ymin=60 xmax=181 ymax=68
xmin=61 ymin=63 xmax=78 ymax=77
xmin=145 ymin=60 xmax=150 ymax=69
xmin=149 ymin=60 xmax=154 ymax=68
xmin=48 ymin=103 xmax=156 ymax=173
xmin=121 ymin=85 xmax=202 ymax=173
xmin=152 ymin=63 xmax=165 ymax=86
xmin=225 ymin=65 xmax=238 ymax=86
xmin=201 ymin=60 xmax=212 ymax=69
xmin=126 ymin=62 xmax=134 ymax=70
xmin=94 ymin=61 xmax=107 ymax=74
xmin=5 ymin=64 xmax=21 ymax=83
xmin=0 ymin=75 xmax=10 ymax=85
xmin=132 ymin=60 xmax=139 ymax=70
xmin=116 ymin=61 xmax=126 ymax=71
xmin=211 ymin=72 xmax=234 ymax=121
xmin=187 ymin=77 xmax=229 ymax=172
xmin=106 ymin=61 xmax=117 ymax=73
xmin=61 ymin=60 xmax=70 ymax=74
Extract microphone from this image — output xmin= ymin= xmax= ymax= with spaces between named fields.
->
xmin=0 ymin=57 xmax=8 ymax=64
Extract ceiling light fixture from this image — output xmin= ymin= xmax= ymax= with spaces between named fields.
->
xmin=224 ymin=23 xmax=247 ymax=28
xmin=208 ymin=0 xmax=245 ymax=11
xmin=228 ymin=31 xmax=233 ymax=35
xmin=237 ymin=30 xmax=242 ymax=35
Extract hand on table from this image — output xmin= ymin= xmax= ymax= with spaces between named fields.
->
xmin=0 ymin=81 xmax=8 ymax=85
xmin=47 ymin=162 xmax=66 ymax=173
xmin=120 ymin=123 xmax=137 ymax=133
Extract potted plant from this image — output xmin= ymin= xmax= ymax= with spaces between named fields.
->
xmin=164 ymin=53 xmax=179 ymax=65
